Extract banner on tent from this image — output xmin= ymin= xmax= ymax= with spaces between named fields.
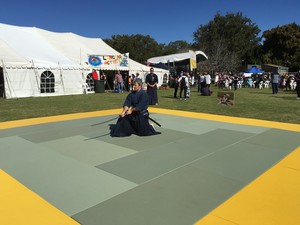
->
xmin=88 ymin=53 xmax=129 ymax=67
xmin=189 ymin=50 xmax=196 ymax=70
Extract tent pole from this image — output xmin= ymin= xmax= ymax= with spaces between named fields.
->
xmin=32 ymin=60 xmax=42 ymax=92
xmin=58 ymin=62 xmax=65 ymax=94
xmin=80 ymin=48 xmax=82 ymax=66
xmin=1 ymin=59 xmax=15 ymax=99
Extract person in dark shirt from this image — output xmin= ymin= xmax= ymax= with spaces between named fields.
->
xmin=295 ymin=73 xmax=300 ymax=99
xmin=111 ymin=78 xmax=161 ymax=137
xmin=173 ymin=75 xmax=179 ymax=98
xmin=145 ymin=67 xmax=159 ymax=105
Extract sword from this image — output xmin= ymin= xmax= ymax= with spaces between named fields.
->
xmin=91 ymin=116 xmax=119 ymax=126
xmin=145 ymin=115 xmax=161 ymax=127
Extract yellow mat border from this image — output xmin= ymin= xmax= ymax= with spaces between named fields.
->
xmin=0 ymin=169 xmax=80 ymax=225
xmin=1 ymin=108 xmax=299 ymax=225
xmin=1 ymin=107 xmax=300 ymax=132
xmin=194 ymin=146 xmax=300 ymax=225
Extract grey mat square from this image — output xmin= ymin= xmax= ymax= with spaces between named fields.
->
xmin=97 ymin=129 xmax=255 ymax=184
xmin=90 ymin=128 xmax=193 ymax=151
xmin=244 ymin=128 xmax=300 ymax=150
xmin=72 ymin=165 xmax=243 ymax=225
xmin=0 ymin=136 xmax=137 ymax=215
xmin=190 ymin=141 xmax=294 ymax=184
xmin=156 ymin=114 xmax=269 ymax=134
xmin=41 ymin=135 xmax=137 ymax=166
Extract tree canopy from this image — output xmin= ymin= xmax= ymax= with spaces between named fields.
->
xmin=103 ymin=35 xmax=192 ymax=64
xmin=103 ymin=34 xmax=165 ymax=64
xmin=192 ymin=12 xmax=261 ymax=72
xmin=103 ymin=12 xmax=299 ymax=72
xmin=262 ymin=23 xmax=300 ymax=71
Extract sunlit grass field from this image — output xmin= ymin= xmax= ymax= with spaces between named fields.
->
xmin=1 ymin=85 xmax=299 ymax=124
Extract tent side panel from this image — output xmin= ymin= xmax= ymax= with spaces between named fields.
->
xmin=4 ymin=68 xmax=85 ymax=99
xmin=4 ymin=68 xmax=38 ymax=99
xmin=56 ymin=69 xmax=85 ymax=95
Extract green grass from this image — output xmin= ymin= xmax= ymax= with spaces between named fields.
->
xmin=1 ymin=86 xmax=299 ymax=124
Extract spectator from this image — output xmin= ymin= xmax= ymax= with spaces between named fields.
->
xmin=91 ymin=69 xmax=99 ymax=80
xmin=204 ymin=72 xmax=211 ymax=92
xmin=173 ymin=75 xmax=179 ymax=98
xmin=295 ymin=73 xmax=300 ymax=99
xmin=115 ymin=70 xmax=124 ymax=93
xmin=178 ymin=72 xmax=188 ymax=100
xmin=145 ymin=67 xmax=159 ymax=105
xmin=271 ymin=72 xmax=280 ymax=94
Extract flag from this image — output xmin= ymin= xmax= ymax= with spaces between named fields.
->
xmin=189 ymin=50 xmax=197 ymax=70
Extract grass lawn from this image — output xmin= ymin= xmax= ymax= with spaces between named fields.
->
xmin=0 ymin=85 xmax=299 ymax=124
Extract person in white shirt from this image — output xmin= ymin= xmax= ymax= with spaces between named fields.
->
xmin=178 ymin=72 xmax=188 ymax=100
xmin=205 ymin=73 xmax=211 ymax=90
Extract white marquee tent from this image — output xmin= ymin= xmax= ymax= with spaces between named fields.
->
xmin=147 ymin=51 xmax=208 ymax=64
xmin=0 ymin=23 xmax=168 ymax=99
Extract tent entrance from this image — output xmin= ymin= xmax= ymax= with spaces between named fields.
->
xmin=0 ymin=67 xmax=4 ymax=98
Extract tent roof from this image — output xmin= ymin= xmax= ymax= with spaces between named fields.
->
xmin=246 ymin=66 xmax=264 ymax=73
xmin=147 ymin=50 xmax=208 ymax=64
xmin=0 ymin=23 xmax=75 ymax=67
xmin=0 ymin=23 xmax=166 ymax=73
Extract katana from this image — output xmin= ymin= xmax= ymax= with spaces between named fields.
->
xmin=145 ymin=115 xmax=161 ymax=127
xmin=91 ymin=116 xmax=119 ymax=126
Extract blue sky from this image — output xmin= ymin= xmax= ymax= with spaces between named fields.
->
xmin=1 ymin=0 xmax=299 ymax=44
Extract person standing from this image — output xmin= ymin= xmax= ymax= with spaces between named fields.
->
xmin=186 ymin=72 xmax=192 ymax=98
xmin=145 ymin=67 xmax=159 ymax=105
xmin=115 ymin=70 xmax=124 ymax=93
xmin=135 ymin=72 xmax=140 ymax=80
xmin=178 ymin=72 xmax=188 ymax=100
xmin=271 ymin=72 xmax=280 ymax=94
xmin=294 ymin=73 xmax=300 ymax=99
xmin=199 ymin=73 xmax=205 ymax=94
xmin=233 ymin=75 xmax=239 ymax=91
xmin=91 ymin=69 xmax=99 ymax=81
xmin=128 ymin=75 xmax=133 ymax=91
xmin=111 ymin=78 xmax=161 ymax=137
xmin=197 ymin=73 xmax=201 ymax=93
xmin=205 ymin=72 xmax=212 ymax=92
xmin=173 ymin=75 xmax=179 ymax=98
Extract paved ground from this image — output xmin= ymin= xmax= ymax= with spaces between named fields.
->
xmin=0 ymin=108 xmax=300 ymax=225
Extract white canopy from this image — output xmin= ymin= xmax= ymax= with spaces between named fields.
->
xmin=0 ymin=23 xmax=168 ymax=99
xmin=147 ymin=50 xmax=208 ymax=64
xmin=0 ymin=23 xmax=168 ymax=72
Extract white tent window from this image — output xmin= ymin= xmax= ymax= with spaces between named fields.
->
xmin=40 ymin=70 xmax=55 ymax=93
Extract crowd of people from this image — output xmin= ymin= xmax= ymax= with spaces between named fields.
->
xmin=170 ymin=70 xmax=300 ymax=99
xmin=91 ymin=67 xmax=299 ymax=137
xmin=89 ymin=68 xmax=300 ymax=100
xmin=213 ymin=72 xmax=300 ymax=96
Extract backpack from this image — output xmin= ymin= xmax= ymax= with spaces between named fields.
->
xmin=180 ymin=76 xmax=186 ymax=87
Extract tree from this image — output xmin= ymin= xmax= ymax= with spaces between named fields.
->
xmin=262 ymin=23 xmax=300 ymax=71
xmin=104 ymin=35 xmax=193 ymax=64
xmin=193 ymin=12 xmax=261 ymax=72
xmin=103 ymin=34 xmax=164 ymax=64
xmin=163 ymin=40 xmax=192 ymax=55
